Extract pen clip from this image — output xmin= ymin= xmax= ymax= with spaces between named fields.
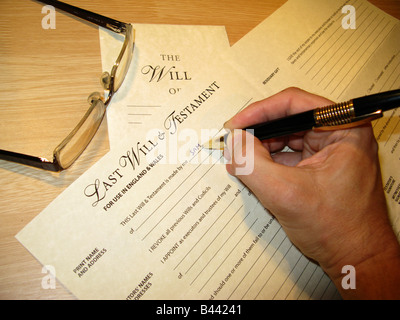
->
xmin=313 ymin=110 xmax=383 ymax=132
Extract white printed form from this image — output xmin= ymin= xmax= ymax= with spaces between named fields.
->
xmin=341 ymin=24 xmax=400 ymax=236
xmin=15 ymin=45 xmax=338 ymax=299
xmin=16 ymin=0 xmax=400 ymax=300
xmin=231 ymin=0 xmax=400 ymax=236
xmin=99 ymin=24 xmax=230 ymax=148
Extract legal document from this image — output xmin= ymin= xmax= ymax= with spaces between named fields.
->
xmin=230 ymin=0 xmax=400 ymax=236
xmin=100 ymin=24 xmax=230 ymax=147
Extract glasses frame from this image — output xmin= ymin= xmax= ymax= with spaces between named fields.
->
xmin=0 ymin=0 xmax=135 ymax=171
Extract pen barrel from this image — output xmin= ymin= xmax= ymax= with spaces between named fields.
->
xmin=249 ymin=110 xmax=315 ymax=140
xmin=246 ymin=89 xmax=400 ymax=141
xmin=353 ymin=89 xmax=400 ymax=116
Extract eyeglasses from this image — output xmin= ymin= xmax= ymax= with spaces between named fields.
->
xmin=0 ymin=0 xmax=135 ymax=171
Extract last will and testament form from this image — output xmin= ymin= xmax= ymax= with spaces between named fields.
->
xmin=99 ymin=24 xmax=230 ymax=147
xmin=16 ymin=0 xmax=399 ymax=299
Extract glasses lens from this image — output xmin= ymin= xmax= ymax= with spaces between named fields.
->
xmin=54 ymin=98 xmax=106 ymax=169
xmin=113 ymin=24 xmax=135 ymax=92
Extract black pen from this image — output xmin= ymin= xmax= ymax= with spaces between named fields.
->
xmin=205 ymin=89 xmax=400 ymax=150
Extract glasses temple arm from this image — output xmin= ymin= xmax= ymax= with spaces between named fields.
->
xmin=0 ymin=149 xmax=61 ymax=172
xmin=33 ymin=0 xmax=127 ymax=33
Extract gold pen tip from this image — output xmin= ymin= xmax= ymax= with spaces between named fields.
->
xmin=204 ymin=135 xmax=225 ymax=150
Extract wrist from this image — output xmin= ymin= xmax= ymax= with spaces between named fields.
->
xmin=322 ymin=224 xmax=400 ymax=299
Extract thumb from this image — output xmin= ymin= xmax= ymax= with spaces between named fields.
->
xmin=225 ymin=129 xmax=305 ymax=215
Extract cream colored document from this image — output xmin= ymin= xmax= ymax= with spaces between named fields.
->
xmin=16 ymin=0 xmax=399 ymax=300
xmin=229 ymin=0 xmax=400 ymax=237
xmin=341 ymin=29 xmax=400 ymax=237
xmin=100 ymin=24 xmax=230 ymax=147
xmin=16 ymin=37 xmax=340 ymax=300
xmin=19 ymin=55 xmax=339 ymax=299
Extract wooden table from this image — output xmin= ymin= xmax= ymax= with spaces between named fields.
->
xmin=0 ymin=0 xmax=399 ymax=300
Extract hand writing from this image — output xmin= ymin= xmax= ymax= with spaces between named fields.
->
xmin=224 ymin=87 xmax=400 ymax=299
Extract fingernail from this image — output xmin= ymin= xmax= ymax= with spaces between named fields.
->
xmin=223 ymin=119 xmax=234 ymax=130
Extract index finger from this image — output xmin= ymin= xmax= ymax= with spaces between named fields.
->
xmin=224 ymin=87 xmax=334 ymax=130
